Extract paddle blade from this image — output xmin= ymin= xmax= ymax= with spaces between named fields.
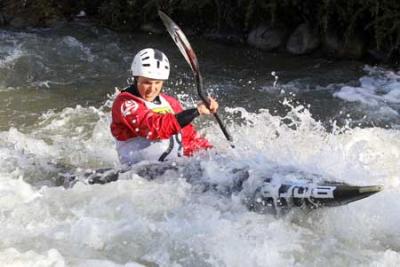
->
xmin=158 ymin=10 xmax=200 ymax=75
xmin=158 ymin=10 xmax=234 ymax=144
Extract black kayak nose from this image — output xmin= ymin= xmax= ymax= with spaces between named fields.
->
xmin=248 ymin=181 xmax=384 ymax=214
xmin=329 ymin=184 xmax=383 ymax=206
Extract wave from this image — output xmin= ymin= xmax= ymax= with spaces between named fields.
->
xmin=334 ymin=66 xmax=400 ymax=118
xmin=0 ymin=98 xmax=399 ymax=265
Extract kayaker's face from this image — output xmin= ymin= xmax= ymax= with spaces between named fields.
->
xmin=137 ymin=76 xmax=164 ymax=102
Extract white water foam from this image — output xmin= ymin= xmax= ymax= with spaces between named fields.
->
xmin=1 ymin=98 xmax=399 ymax=266
xmin=334 ymin=66 xmax=400 ymax=118
xmin=0 ymin=248 xmax=65 ymax=267
xmin=62 ymin=36 xmax=95 ymax=63
xmin=0 ymin=45 xmax=23 ymax=69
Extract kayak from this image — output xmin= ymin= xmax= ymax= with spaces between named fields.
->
xmin=248 ymin=178 xmax=382 ymax=214
xmin=61 ymin=165 xmax=382 ymax=214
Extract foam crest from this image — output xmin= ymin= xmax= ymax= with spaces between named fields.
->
xmin=0 ymin=44 xmax=23 ymax=68
xmin=0 ymin=176 xmax=40 ymax=210
xmin=334 ymin=66 xmax=400 ymax=118
xmin=0 ymin=98 xmax=398 ymax=266
xmin=215 ymin=103 xmax=400 ymax=188
xmin=0 ymin=248 xmax=65 ymax=267
xmin=62 ymin=36 xmax=95 ymax=62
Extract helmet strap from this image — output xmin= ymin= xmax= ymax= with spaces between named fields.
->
xmin=127 ymin=76 xmax=135 ymax=85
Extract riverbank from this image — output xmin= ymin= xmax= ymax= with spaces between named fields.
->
xmin=1 ymin=0 xmax=399 ymax=65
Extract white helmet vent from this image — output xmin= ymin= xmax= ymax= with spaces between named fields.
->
xmin=131 ymin=48 xmax=170 ymax=80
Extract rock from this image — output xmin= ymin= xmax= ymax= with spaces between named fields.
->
xmin=204 ymin=31 xmax=244 ymax=45
xmin=76 ymin=10 xmax=86 ymax=18
xmin=367 ymin=49 xmax=390 ymax=62
xmin=44 ymin=16 xmax=66 ymax=27
xmin=286 ymin=23 xmax=320 ymax=55
xmin=0 ymin=13 xmax=7 ymax=26
xmin=9 ymin=16 xmax=29 ymax=28
xmin=345 ymin=37 xmax=365 ymax=59
xmin=323 ymin=31 xmax=365 ymax=59
xmin=324 ymin=31 xmax=340 ymax=53
xmin=247 ymin=24 xmax=288 ymax=51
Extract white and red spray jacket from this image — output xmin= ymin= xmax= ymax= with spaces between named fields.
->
xmin=111 ymin=90 xmax=212 ymax=165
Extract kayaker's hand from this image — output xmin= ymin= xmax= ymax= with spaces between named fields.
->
xmin=197 ymin=97 xmax=219 ymax=115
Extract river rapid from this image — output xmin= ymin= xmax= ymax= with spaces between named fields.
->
xmin=0 ymin=22 xmax=399 ymax=266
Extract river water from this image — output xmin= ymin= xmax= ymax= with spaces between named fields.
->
xmin=0 ymin=22 xmax=399 ymax=266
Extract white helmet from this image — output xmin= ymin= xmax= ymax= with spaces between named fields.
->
xmin=131 ymin=48 xmax=170 ymax=80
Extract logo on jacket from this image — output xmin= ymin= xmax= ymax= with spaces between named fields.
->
xmin=121 ymin=100 xmax=139 ymax=117
xmin=152 ymin=106 xmax=173 ymax=114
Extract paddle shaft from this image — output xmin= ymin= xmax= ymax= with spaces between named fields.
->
xmin=158 ymin=10 xmax=233 ymax=144
xmin=194 ymin=70 xmax=233 ymax=142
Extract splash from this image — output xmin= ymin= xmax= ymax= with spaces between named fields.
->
xmin=0 ymin=94 xmax=399 ymax=266
xmin=0 ymin=24 xmax=399 ymax=266
xmin=334 ymin=66 xmax=400 ymax=118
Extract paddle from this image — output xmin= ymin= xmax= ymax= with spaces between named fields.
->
xmin=158 ymin=10 xmax=234 ymax=144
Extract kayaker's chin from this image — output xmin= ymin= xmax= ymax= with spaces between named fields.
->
xmin=144 ymin=93 xmax=158 ymax=102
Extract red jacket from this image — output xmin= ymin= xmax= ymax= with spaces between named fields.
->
xmin=111 ymin=91 xmax=212 ymax=157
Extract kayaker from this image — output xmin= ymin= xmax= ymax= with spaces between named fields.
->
xmin=110 ymin=48 xmax=218 ymax=165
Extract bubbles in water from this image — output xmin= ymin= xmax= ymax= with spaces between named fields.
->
xmin=271 ymin=71 xmax=279 ymax=87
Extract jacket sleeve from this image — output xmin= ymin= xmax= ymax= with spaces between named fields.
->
xmin=112 ymin=95 xmax=181 ymax=140
xmin=164 ymin=94 xmax=213 ymax=156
